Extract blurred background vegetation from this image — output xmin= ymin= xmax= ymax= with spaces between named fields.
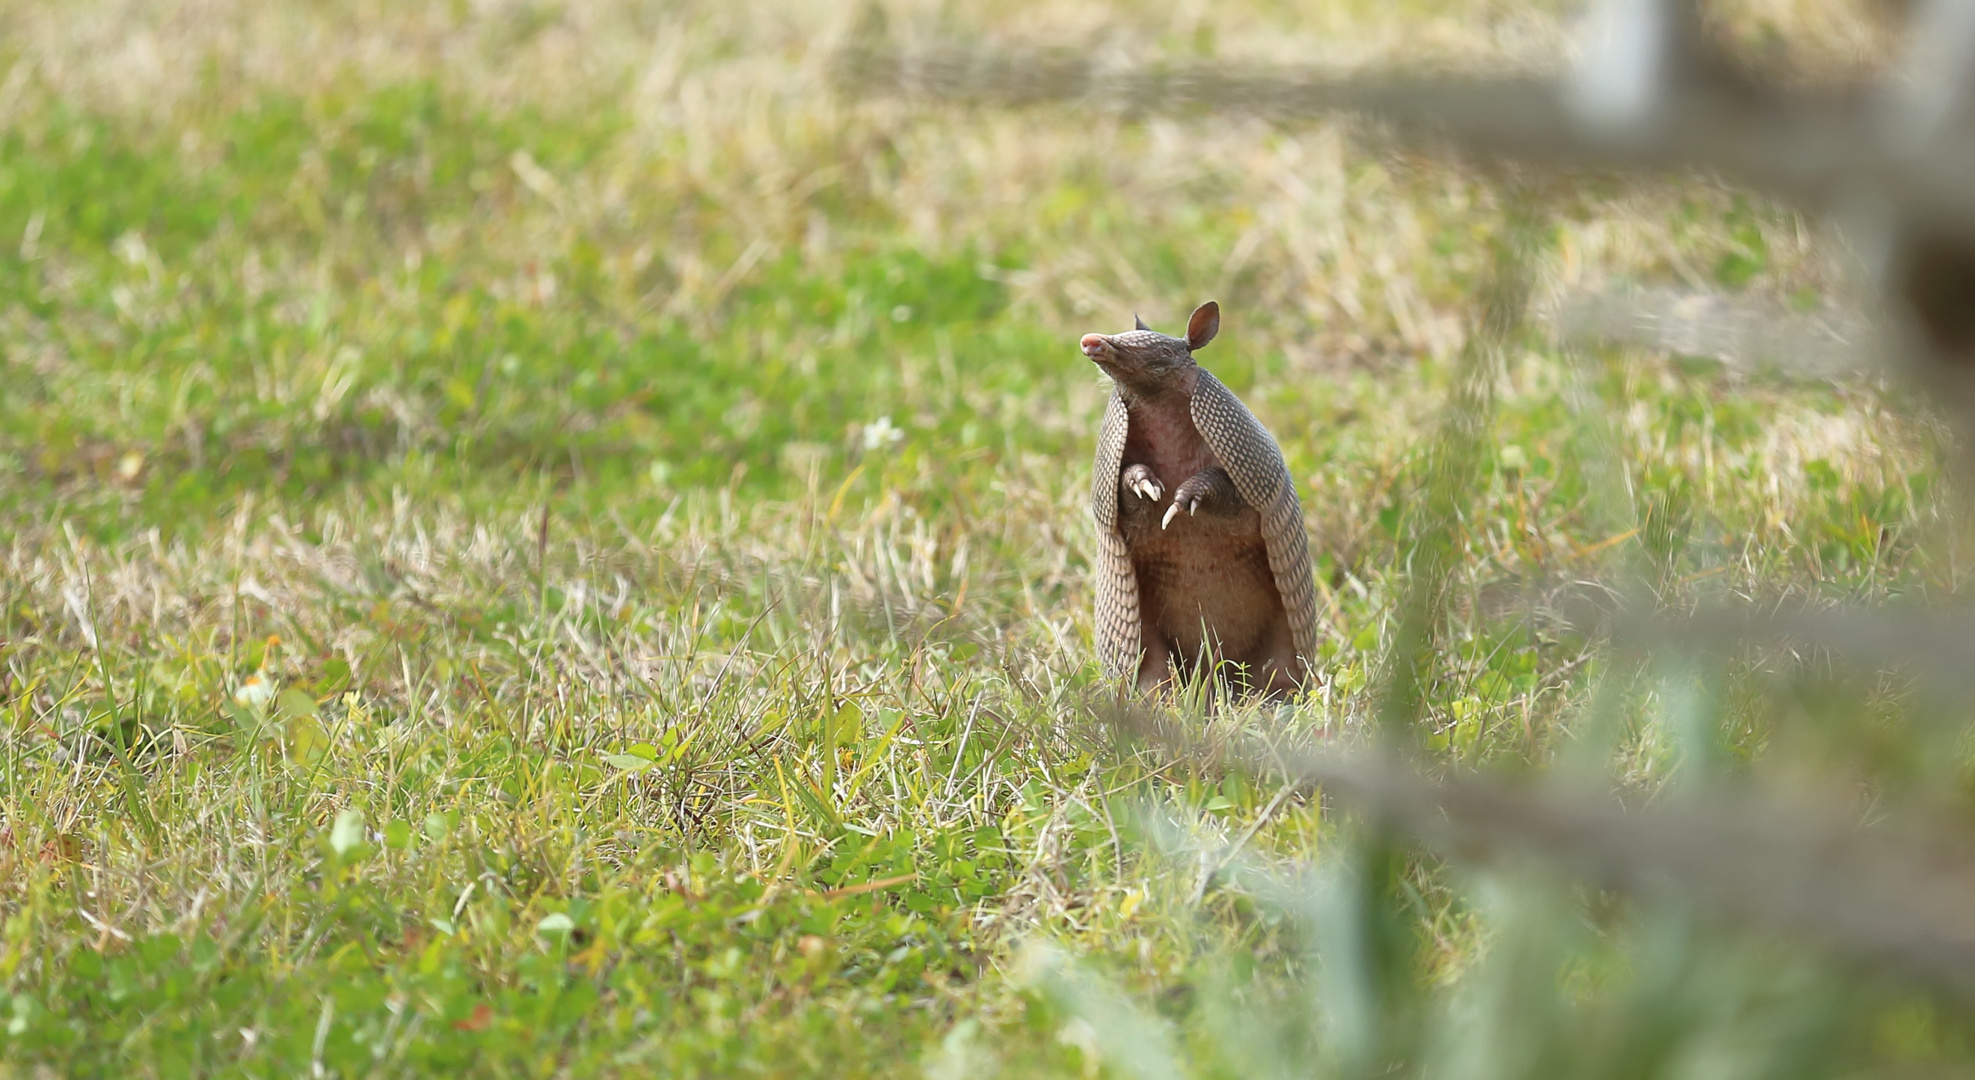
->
xmin=1 ymin=0 xmax=1967 ymax=1076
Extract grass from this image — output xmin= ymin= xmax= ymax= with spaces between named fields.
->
xmin=0 ymin=0 xmax=1967 ymax=1076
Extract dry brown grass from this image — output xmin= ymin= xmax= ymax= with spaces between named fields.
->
xmin=0 ymin=0 xmax=1865 ymax=346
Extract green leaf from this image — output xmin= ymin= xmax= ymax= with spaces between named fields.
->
xmin=536 ymin=912 xmax=575 ymax=935
xmin=275 ymin=687 xmax=319 ymax=718
xmin=284 ymin=716 xmax=330 ymax=761
xmin=383 ymin=820 xmax=412 ymax=849
xmin=834 ymin=702 xmax=864 ymax=746
xmin=604 ymin=754 xmax=657 ymax=773
xmin=6 ymin=994 xmax=37 ymax=1036
xmin=329 ymin=808 xmax=365 ymax=855
xmin=308 ymin=658 xmax=353 ymax=699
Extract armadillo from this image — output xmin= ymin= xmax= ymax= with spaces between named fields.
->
xmin=1084 ymin=301 xmax=1319 ymax=697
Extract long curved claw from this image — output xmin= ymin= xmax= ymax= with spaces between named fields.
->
xmin=1161 ymin=501 xmax=1183 ymax=529
xmin=1126 ymin=469 xmax=1164 ymax=501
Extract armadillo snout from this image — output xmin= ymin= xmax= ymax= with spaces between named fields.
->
xmin=1080 ymin=334 xmax=1109 ymax=360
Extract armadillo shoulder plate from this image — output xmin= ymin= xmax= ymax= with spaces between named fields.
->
xmin=1188 ymin=371 xmax=1320 ymax=667
xmin=1091 ymin=388 xmax=1142 ymax=681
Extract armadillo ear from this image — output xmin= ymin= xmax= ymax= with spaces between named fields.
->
xmin=1185 ymin=301 xmax=1220 ymax=350
xmin=1134 ymin=313 xmax=1150 ymax=332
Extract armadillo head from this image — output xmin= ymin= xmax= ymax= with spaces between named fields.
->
xmin=1081 ymin=301 xmax=1220 ymax=396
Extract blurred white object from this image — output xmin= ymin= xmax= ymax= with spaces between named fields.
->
xmin=1568 ymin=0 xmax=1670 ymax=136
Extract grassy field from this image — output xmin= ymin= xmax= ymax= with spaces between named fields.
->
xmin=1 ymin=0 xmax=1965 ymax=1076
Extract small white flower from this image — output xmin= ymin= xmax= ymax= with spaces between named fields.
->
xmin=861 ymin=416 xmax=905 ymax=451
xmin=233 ymin=674 xmax=276 ymax=708
xmin=115 ymin=231 xmax=149 ymax=267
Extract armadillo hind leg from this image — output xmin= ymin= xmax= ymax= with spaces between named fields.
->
xmin=1135 ymin=634 xmax=1174 ymax=695
xmin=1259 ymin=663 xmax=1303 ymax=700
xmin=1256 ymin=620 xmax=1307 ymax=699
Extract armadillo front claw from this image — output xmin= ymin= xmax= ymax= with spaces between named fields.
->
xmin=1122 ymin=465 xmax=1164 ymax=502
xmin=1160 ymin=490 xmax=1205 ymax=529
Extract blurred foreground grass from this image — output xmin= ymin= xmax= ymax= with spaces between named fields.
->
xmin=1 ymin=0 xmax=1967 ymax=1076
